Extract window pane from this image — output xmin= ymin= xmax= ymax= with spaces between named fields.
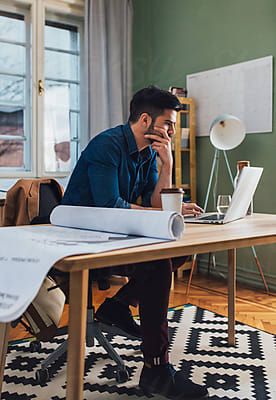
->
xmin=45 ymin=22 xmax=79 ymax=51
xmin=0 ymin=12 xmax=25 ymax=43
xmin=0 ymin=10 xmax=30 ymax=174
xmin=0 ymin=75 xmax=24 ymax=104
xmin=70 ymin=111 xmax=79 ymax=139
xmin=44 ymin=85 xmax=71 ymax=172
xmin=0 ymin=139 xmax=24 ymax=167
xmin=45 ymin=50 xmax=79 ymax=81
xmin=45 ymin=80 xmax=79 ymax=110
xmin=0 ymin=108 xmax=24 ymax=137
xmin=70 ymin=140 xmax=78 ymax=167
xmin=44 ymin=18 xmax=81 ymax=173
xmin=69 ymin=83 xmax=79 ymax=110
xmin=0 ymin=42 xmax=25 ymax=74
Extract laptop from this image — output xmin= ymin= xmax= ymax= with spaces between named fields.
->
xmin=185 ymin=166 xmax=263 ymax=224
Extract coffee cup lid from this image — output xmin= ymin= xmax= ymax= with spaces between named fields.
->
xmin=160 ymin=188 xmax=184 ymax=194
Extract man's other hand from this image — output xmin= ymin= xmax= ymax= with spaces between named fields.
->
xmin=182 ymin=202 xmax=204 ymax=216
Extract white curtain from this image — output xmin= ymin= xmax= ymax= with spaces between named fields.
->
xmin=84 ymin=0 xmax=133 ymax=139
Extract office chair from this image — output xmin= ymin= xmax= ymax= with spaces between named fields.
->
xmin=6 ymin=178 xmax=132 ymax=385
xmin=35 ymin=274 xmax=132 ymax=385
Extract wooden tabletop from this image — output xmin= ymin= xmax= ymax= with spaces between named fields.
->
xmin=54 ymin=213 xmax=276 ymax=272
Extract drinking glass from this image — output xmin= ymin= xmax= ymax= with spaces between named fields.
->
xmin=216 ymin=195 xmax=231 ymax=215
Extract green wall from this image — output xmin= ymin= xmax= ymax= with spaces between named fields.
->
xmin=133 ymin=0 xmax=276 ymax=290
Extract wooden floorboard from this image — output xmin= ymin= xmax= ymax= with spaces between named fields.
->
xmin=177 ymin=273 xmax=276 ymax=335
xmin=8 ymin=272 xmax=276 ymax=342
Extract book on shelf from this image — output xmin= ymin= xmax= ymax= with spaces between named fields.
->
xmin=181 ymin=128 xmax=190 ymax=148
xmin=169 ymin=86 xmax=188 ymax=97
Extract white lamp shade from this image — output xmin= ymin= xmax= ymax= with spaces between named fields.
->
xmin=209 ymin=114 xmax=246 ymax=150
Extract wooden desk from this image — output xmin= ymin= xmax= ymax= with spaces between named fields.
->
xmin=1 ymin=213 xmax=276 ymax=400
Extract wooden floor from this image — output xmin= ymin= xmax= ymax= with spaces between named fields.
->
xmin=9 ymin=272 xmax=276 ymax=342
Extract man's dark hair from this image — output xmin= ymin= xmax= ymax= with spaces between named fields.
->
xmin=128 ymin=86 xmax=181 ymax=123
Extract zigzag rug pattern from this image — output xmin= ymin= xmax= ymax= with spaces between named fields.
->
xmin=2 ymin=305 xmax=276 ymax=399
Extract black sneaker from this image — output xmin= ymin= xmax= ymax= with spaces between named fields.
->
xmin=139 ymin=363 xmax=208 ymax=399
xmin=95 ymin=297 xmax=142 ymax=338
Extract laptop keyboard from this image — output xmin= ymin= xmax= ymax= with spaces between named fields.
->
xmin=199 ymin=214 xmax=224 ymax=221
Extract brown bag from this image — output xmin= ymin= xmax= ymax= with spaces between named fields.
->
xmin=22 ymin=276 xmax=66 ymax=342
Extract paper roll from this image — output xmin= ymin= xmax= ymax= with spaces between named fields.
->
xmin=50 ymin=206 xmax=185 ymax=240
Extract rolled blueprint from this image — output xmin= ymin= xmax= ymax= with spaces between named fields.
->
xmin=50 ymin=206 xmax=185 ymax=240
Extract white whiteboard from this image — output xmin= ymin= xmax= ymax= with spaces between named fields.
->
xmin=186 ymin=56 xmax=273 ymax=136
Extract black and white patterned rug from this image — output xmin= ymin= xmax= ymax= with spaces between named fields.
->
xmin=2 ymin=305 xmax=276 ymax=400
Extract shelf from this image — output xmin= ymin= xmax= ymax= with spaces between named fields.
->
xmin=172 ymin=147 xmax=190 ymax=152
xmin=173 ymin=184 xmax=190 ymax=190
xmin=174 ymin=97 xmax=196 ymax=202
xmin=181 ymin=184 xmax=190 ymax=190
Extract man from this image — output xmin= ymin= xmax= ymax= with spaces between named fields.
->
xmin=62 ymin=86 xmax=208 ymax=399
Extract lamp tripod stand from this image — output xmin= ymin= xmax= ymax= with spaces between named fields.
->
xmin=185 ymin=149 xmax=270 ymax=296
xmin=203 ymin=149 xmax=234 ymax=211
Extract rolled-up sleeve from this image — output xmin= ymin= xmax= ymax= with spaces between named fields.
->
xmin=85 ymin=140 xmax=131 ymax=209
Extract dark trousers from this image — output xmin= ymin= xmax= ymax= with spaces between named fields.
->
xmin=114 ymin=256 xmax=187 ymax=366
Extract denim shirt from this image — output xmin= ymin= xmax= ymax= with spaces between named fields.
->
xmin=62 ymin=123 xmax=158 ymax=209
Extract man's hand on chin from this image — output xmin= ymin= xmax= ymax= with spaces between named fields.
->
xmin=145 ymin=126 xmax=173 ymax=169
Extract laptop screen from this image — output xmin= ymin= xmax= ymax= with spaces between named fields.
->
xmin=223 ymin=166 xmax=263 ymax=223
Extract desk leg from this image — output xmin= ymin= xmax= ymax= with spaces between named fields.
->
xmin=228 ymin=248 xmax=236 ymax=346
xmin=0 ymin=322 xmax=10 ymax=397
xmin=66 ymin=270 xmax=88 ymax=400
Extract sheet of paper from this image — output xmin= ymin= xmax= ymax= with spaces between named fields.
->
xmin=0 ymin=207 xmax=186 ymax=322
xmin=0 ymin=225 xmax=167 ymax=322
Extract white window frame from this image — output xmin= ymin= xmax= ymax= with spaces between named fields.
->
xmin=0 ymin=0 xmax=84 ymax=178
xmin=0 ymin=2 xmax=32 ymax=176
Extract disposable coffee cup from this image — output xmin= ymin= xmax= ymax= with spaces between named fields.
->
xmin=160 ymin=188 xmax=184 ymax=214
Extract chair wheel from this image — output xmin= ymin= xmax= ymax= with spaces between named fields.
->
xmin=116 ymin=368 xmax=129 ymax=383
xmin=35 ymin=368 xmax=49 ymax=385
xmin=30 ymin=340 xmax=41 ymax=352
